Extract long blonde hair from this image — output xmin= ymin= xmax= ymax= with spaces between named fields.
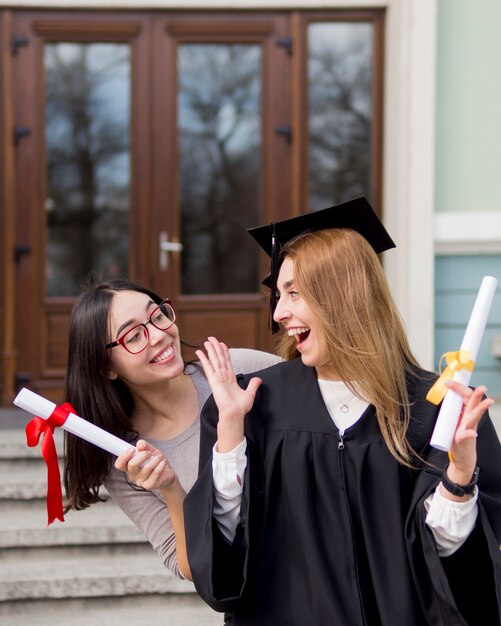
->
xmin=277 ymin=228 xmax=420 ymax=466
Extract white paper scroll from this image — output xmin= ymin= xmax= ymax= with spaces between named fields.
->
xmin=14 ymin=388 xmax=135 ymax=457
xmin=430 ymin=275 xmax=498 ymax=451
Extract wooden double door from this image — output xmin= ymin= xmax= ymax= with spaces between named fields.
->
xmin=1 ymin=8 xmax=383 ymax=404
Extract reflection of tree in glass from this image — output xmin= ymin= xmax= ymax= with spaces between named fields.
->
xmin=179 ymin=45 xmax=261 ymax=294
xmin=45 ymin=44 xmax=130 ymax=296
xmin=308 ymin=24 xmax=372 ymax=210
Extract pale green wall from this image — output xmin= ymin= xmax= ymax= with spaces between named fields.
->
xmin=435 ymin=0 xmax=501 ymax=212
xmin=435 ymin=255 xmax=501 ymax=394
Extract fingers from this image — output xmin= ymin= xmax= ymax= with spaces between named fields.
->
xmin=246 ymin=377 xmax=263 ymax=397
xmin=444 ymin=379 xmax=473 ymax=402
xmin=445 ymin=380 xmax=491 ymax=409
xmin=195 ymin=348 xmax=212 ymax=377
xmin=205 ymin=336 xmax=228 ymax=369
xmin=115 ymin=440 xmax=174 ymax=489
xmin=114 ymin=445 xmax=136 ymax=471
xmin=461 ymin=385 xmax=492 ymax=418
xmin=445 ymin=380 xmax=495 ymax=434
xmin=196 ymin=337 xmax=233 ymax=382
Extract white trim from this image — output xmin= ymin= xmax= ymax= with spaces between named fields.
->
xmin=383 ymin=0 xmax=437 ymax=370
xmin=435 ymin=212 xmax=501 ymax=242
xmin=436 ymin=242 xmax=501 ymax=255
xmin=435 ymin=212 xmax=501 ymax=255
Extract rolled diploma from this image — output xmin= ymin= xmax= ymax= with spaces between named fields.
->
xmin=14 ymin=388 xmax=134 ymax=457
xmin=430 ymin=275 xmax=498 ymax=451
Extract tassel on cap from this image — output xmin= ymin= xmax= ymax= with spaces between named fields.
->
xmin=269 ymin=224 xmax=280 ymax=333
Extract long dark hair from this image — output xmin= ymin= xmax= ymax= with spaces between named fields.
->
xmin=63 ymin=279 xmax=166 ymax=511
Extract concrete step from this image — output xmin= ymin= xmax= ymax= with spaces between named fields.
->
xmin=0 ymin=499 xmax=144 ymax=548
xmin=0 ymin=594 xmax=224 ymax=626
xmin=0 ymin=546 xmax=195 ymax=601
xmin=0 ymin=422 xmax=226 ymax=625
xmin=0 ymin=428 xmax=64 ymax=460
xmin=0 ymin=429 xmax=107 ymax=503
xmin=0 ymin=408 xmax=31 ymax=431
xmin=0 ymin=460 xmax=64 ymax=499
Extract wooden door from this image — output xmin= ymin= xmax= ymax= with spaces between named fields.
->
xmin=4 ymin=8 xmax=383 ymax=404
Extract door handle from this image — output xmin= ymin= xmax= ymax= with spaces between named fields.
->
xmin=159 ymin=231 xmax=183 ymax=271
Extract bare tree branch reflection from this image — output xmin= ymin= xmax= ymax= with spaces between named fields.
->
xmin=179 ymin=45 xmax=261 ymax=294
xmin=308 ymin=24 xmax=372 ymax=210
xmin=45 ymin=44 xmax=130 ymax=296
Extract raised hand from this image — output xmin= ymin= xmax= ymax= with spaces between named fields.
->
xmin=196 ymin=336 xmax=262 ymax=452
xmin=115 ymin=439 xmax=177 ymax=492
xmin=442 ymin=379 xmax=494 ymax=498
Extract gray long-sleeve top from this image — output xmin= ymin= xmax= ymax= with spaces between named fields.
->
xmin=103 ymin=348 xmax=282 ymax=577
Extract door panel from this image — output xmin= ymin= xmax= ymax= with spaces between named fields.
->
xmin=151 ymin=14 xmax=291 ymax=359
xmin=12 ymin=12 xmax=151 ymax=401
xmin=177 ymin=41 xmax=262 ymax=295
xmin=305 ymin=13 xmax=384 ymax=210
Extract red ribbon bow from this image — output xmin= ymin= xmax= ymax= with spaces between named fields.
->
xmin=25 ymin=402 xmax=74 ymax=526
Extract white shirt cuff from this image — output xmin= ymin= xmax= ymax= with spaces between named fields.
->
xmin=212 ymin=438 xmax=247 ymax=542
xmin=424 ymin=483 xmax=478 ymax=557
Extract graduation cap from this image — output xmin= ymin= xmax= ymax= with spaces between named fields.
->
xmin=247 ymin=196 xmax=396 ymax=332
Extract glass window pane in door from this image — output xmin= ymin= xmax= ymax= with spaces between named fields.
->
xmin=45 ymin=43 xmax=130 ymax=296
xmin=178 ymin=44 xmax=261 ymax=295
xmin=308 ymin=22 xmax=373 ymax=210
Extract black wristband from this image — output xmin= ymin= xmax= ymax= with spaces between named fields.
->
xmin=441 ymin=464 xmax=479 ymax=497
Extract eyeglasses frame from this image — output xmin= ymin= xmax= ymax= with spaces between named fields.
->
xmin=105 ymin=298 xmax=176 ymax=355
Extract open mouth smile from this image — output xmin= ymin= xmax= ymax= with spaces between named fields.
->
xmin=287 ymin=327 xmax=311 ymax=344
xmin=151 ymin=346 xmax=174 ymax=364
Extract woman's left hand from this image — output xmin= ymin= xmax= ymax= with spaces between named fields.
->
xmin=444 ymin=380 xmax=494 ymax=489
xmin=115 ymin=439 xmax=177 ymax=492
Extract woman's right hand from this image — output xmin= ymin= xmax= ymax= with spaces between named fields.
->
xmin=115 ymin=439 xmax=177 ymax=492
xmin=196 ymin=336 xmax=262 ymax=452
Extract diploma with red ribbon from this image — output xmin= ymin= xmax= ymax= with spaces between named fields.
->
xmin=427 ymin=275 xmax=498 ymax=451
xmin=14 ymin=388 xmax=135 ymax=526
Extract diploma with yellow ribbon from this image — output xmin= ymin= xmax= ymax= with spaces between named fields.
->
xmin=428 ymin=275 xmax=497 ymax=451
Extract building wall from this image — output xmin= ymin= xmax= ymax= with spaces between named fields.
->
xmin=435 ymin=0 xmax=501 ymax=395
xmin=435 ymin=255 xmax=501 ymax=392
xmin=435 ymin=0 xmax=501 ymax=214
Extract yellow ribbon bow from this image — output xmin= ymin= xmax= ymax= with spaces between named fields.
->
xmin=426 ymin=349 xmax=475 ymax=405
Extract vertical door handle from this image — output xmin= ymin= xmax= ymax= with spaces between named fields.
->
xmin=159 ymin=231 xmax=183 ymax=271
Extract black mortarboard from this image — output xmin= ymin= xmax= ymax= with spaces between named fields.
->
xmin=247 ymin=197 xmax=396 ymax=332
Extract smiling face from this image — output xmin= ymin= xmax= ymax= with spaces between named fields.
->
xmin=106 ymin=290 xmax=184 ymax=388
xmin=273 ymin=257 xmax=339 ymax=379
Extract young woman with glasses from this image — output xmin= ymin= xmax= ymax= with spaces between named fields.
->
xmin=62 ymin=279 xmax=281 ymax=581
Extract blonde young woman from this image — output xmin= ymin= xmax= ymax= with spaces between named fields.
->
xmin=185 ymin=198 xmax=501 ymax=625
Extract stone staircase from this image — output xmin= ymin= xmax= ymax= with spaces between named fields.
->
xmin=0 ymin=414 xmax=223 ymax=626
xmin=2 ymin=402 xmax=501 ymax=626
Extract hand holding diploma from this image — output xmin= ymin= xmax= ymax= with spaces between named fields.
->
xmin=115 ymin=439 xmax=177 ymax=493
xmin=428 ymin=275 xmax=498 ymax=452
xmin=441 ymin=380 xmax=494 ymax=497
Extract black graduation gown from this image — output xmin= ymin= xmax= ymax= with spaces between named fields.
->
xmin=184 ymin=359 xmax=501 ymax=626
